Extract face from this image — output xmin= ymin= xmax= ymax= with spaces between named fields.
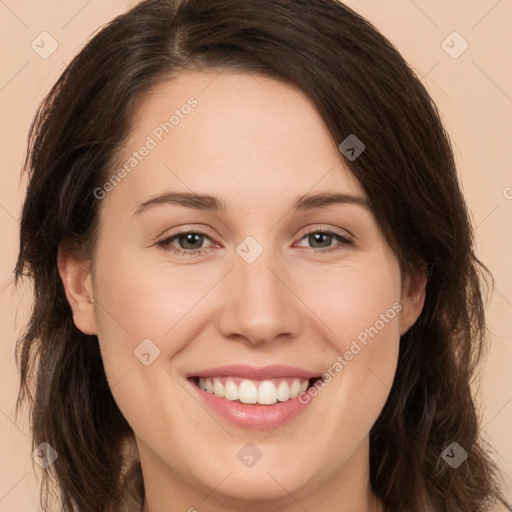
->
xmin=61 ymin=71 xmax=425 ymax=509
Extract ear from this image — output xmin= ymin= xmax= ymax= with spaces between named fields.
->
xmin=57 ymin=245 xmax=98 ymax=335
xmin=399 ymin=267 xmax=427 ymax=336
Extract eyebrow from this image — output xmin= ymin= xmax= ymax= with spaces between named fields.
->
xmin=134 ymin=191 xmax=371 ymax=215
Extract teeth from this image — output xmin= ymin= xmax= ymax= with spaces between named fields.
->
xmin=239 ymin=380 xmax=258 ymax=404
xmin=213 ymin=378 xmax=224 ymax=398
xmin=224 ymin=380 xmax=239 ymax=401
xmin=196 ymin=377 xmax=310 ymax=405
xmin=258 ymin=380 xmax=277 ymax=405
xmin=290 ymin=379 xmax=301 ymax=399
xmin=276 ymin=381 xmax=290 ymax=401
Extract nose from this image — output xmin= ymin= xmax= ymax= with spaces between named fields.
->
xmin=216 ymin=247 xmax=303 ymax=346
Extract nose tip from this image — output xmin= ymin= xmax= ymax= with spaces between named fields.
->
xmin=216 ymin=257 xmax=301 ymax=346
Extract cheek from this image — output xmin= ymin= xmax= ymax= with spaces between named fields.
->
xmin=93 ymin=252 xmax=226 ymax=351
xmin=296 ymin=251 xmax=402 ymax=411
xmin=90 ymin=253 xmax=211 ymax=438
xmin=296 ymin=253 xmax=402 ymax=352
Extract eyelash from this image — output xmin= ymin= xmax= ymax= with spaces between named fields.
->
xmin=155 ymin=229 xmax=353 ymax=257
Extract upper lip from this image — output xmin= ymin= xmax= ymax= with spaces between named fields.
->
xmin=186 ymin=365 xmax=319 ymax=380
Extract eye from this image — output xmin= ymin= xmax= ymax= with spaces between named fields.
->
xmin=156 ymin=230 xmax=214 ymax=256
xmin=296 ymin=230 xmax=352 ymax=253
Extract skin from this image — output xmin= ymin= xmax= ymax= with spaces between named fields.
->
xmin=58 ymin=71 xmax=426 ymax=512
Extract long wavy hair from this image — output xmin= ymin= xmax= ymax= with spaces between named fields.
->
xmin=15 ymin=0 xmax=511 ymax=511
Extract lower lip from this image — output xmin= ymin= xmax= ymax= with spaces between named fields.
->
xmin=190 ymin=381 xmax=313 ymax=430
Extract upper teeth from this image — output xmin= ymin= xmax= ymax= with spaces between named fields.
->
xmin=197 ymin=377 xmax=309 ymax=405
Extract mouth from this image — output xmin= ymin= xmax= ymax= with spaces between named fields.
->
xmin=186 ymin=365 xmax=322 ymax=429
xmin=189 ymin=376 xmax=322 ymax=405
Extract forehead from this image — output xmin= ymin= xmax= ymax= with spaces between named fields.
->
xmin=106 ymin=70 xmax=365 ymax=211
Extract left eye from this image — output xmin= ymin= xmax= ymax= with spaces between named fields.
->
xmin=297 ymin=231 xmax=350 ymax=250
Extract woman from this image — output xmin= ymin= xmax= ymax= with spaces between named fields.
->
xmin=15 ymin=0 xmax=511 ymax=511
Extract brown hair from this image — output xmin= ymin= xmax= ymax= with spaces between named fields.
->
xmin=15 ymin=0 xmax=511 ymax=511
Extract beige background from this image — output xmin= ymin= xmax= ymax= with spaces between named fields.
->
xmin=1 ymin=1 xmax=511 ymax=509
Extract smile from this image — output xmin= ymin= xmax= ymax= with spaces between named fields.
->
xmin=187 ymin=365 xmax=322 ymax=429
xmin=195 ymin=376 xmax=310 ymax=405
